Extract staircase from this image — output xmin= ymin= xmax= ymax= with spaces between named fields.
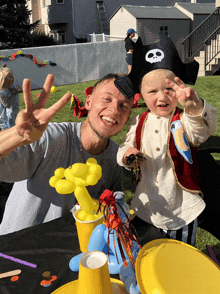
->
xmin=96 ymin=1 xmax=109 ymax=35
xmin=194 ymin=28 xmax=220 ymax=76
xmin=182 ymin=7 xmax=220 ymax=76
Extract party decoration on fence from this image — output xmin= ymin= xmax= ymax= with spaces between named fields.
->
xmin=0 ymin=50 xmax=56 ymax=68
xmin=49 ymin=158 xmax=102 ymax=221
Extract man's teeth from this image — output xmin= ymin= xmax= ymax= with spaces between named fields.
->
xmin=102 ymin=116 xmax=116 ymax=125
xmin=159 ymin=104 xmax=168 ymax=107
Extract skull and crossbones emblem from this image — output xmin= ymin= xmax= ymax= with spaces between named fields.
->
xmin=145 ymin=49 xmax=164 ymax=64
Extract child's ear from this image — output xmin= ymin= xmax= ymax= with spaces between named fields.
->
xmin=85 ymin=94 xmax=92 ymax=110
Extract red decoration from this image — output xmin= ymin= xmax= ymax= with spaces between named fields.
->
xmin=72 ymin=94 xmax=88 ymax=118
xmin=97 ymin=189 xmax=141 ymax=269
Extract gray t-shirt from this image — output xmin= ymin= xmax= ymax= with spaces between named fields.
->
xmin=0 ymin=122 xmax=123 ymax=235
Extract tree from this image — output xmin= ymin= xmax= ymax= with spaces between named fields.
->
xmin=0 ymin=0 xmax=40 ymax=49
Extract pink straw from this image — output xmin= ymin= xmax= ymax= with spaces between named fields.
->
xmin=206 ymin=245 xmax=219 ymax=266
xmin=0 ymin=252 xmax=37 ymax=268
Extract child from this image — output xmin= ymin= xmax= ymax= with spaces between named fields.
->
xmin=0 ymin=68 xmax=20 ymax=131
xmin=114 ymin=35 xmax=218 ymax=246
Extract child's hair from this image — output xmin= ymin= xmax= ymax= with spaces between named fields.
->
xmin=146 ymin=68 xmax=175 ymax=79
xmin=140 ymin=68 xmax=175 ymax=89
xmin=0 ymin=68 xmax=13 ymax=90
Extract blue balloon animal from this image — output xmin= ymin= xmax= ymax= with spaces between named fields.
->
xmin=69 ymin=192 xmax=141 ymax=294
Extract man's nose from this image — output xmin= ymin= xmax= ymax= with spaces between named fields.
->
xmin=108 ymin=100 xmax=120 ymax=114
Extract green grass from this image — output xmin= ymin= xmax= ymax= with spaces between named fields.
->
xmin=19 ymin=76 xmax=220 ymax=254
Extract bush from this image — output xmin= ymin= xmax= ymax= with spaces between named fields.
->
xmin=28 ymin=31 xmax=60 ymax=47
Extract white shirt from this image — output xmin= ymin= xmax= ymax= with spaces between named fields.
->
xmin=117 ymin=100 xmax=218 ymax=230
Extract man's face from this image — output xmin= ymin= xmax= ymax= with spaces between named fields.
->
xmin=85 ymin=79 xmax=133 ymax=139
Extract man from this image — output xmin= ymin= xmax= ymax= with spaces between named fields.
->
xmin=0 ymin=73 xmax=134 ymax=235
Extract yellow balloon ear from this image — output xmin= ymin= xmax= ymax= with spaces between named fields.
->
xmin=89 ymin=164 xmax=102 ymax=175
xmin=64 ymin=168 xmax=75 ymax=182
xmin=55 ymin=179 xmax=75 ymax=194
xmin=49 ymin=176 xmax=59 ymax=188
xmin=86 ymin=158 xmax=97 ymax=166
xmin=54 ymin=167 xmax=65 ymax=179
xmin=85 ymin=174 xmax=99 ymax=186
xmin=71 ymin=163 xmax=88 ymax=177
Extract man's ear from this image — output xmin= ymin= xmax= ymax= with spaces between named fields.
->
xmin=85 ymin=94 xmax=92 ymax=110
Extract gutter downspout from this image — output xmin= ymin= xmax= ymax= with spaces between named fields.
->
xmin=71 ymin=0 xmax=80 ymax=39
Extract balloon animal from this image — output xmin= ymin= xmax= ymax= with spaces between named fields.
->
xmin=69 ymin=191 xmax=141 ymax=294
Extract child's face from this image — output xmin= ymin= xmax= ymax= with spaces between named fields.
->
xmin=4 ymin=73 xmax=14 ymax=86
xmin=140 ymin=70 xmax=178 ymax=117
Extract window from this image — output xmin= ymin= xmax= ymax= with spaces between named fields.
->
xmin=49 ymin=32 xmax=56 ymax=40
xmin=57 ymin=0 xmax=64 ymax=4
xmin=42 ymin=0 xmax=51 ymax=7
xmin=160 ymin=26 xmax=168 ymax=36
xmin=58 ymin=33 xmax=66 ymax=44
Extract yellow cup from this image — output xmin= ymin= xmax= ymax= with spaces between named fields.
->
xmin=74 ymin=209 xmax=104 ymax=252
xmin=77 ymin=251 xmax=113 ymax=294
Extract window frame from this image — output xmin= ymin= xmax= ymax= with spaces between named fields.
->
xmin=56 ymin=0 xmax=64 ymax=4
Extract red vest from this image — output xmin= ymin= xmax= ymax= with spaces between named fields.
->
xmin=136 ymin=108 xmax=202 ymax=194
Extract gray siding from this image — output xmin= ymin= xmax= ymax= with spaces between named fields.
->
xmin=74 ymin=0 xmax=193 ymax=36
xmin=192 ymin=14 xmax=213 ymax=30
xmin=137 ymin=18 xmax=190 ymax=58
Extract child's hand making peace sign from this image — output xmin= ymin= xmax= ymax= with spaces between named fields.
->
xmin=164 ymin=77 xmax=204 ymax=116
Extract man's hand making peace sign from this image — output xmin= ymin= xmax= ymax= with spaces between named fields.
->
xmin=0 ymin=74 xmax=71 ymax=157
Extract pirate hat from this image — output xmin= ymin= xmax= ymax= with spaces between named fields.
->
xmin=114 ymin=34 xmax=199 ymax=98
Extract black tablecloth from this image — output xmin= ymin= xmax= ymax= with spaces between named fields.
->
xmin=0 ymin=212 xmax=165 ymax=294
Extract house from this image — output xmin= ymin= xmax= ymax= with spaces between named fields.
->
xmin=110 ymin=2 xmax=216 ymax=58
xmin=173 ymin=1 xmax=217 ymax=29
xmin=110 ymin=5 xmax=191 ymax=57
xmin=27 ymin=0 xmax=214 ymax=44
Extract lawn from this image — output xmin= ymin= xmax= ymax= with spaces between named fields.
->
xmin=19 ymin=75 xmax=220 ymax=258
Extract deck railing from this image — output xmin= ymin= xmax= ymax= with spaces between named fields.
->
xmin=204 ymin=26 xmax=220 ymax=69
xmin=182 ymin=7 xmax=220 ymax=63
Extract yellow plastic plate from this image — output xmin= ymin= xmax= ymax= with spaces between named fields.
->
xmin=135 ymin=239 xmax=220 ymax=294
xmin=51 ymin=278 xmax=128 ymax=294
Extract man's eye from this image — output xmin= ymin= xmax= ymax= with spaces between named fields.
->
xmin=120 ymin=103 xmax=128 ymax=109
xmin=166 ymin=87 xmax=174 ymax=91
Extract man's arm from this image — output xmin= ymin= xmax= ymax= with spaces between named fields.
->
xmin=0 ymin=74 xmax=71 ymax=158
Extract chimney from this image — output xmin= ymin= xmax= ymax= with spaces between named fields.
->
xmin=216 ymin=0 xmax=220 ymax=7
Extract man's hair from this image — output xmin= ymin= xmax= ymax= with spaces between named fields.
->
xmin=93 ymin=73 xmax=122 ymax=92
